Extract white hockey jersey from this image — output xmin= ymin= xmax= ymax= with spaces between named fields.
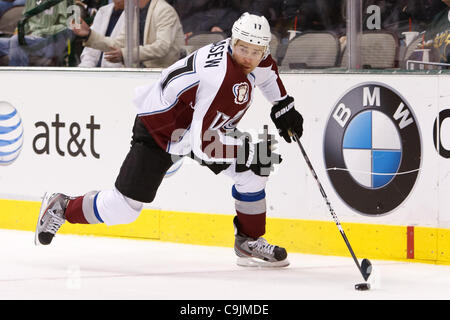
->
xmin=133 ymin=38 xmax=287 ymax=163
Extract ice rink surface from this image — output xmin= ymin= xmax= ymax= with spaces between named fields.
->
xmin=2 ymin=229 xmax=450 ymax=302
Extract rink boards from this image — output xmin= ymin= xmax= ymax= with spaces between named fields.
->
xmin=0 ymin=68 xmax=449 ymax=264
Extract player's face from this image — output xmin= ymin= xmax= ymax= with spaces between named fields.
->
xmin=443 ymin=0 xmax=450 ymax=6
xmin=232 ymin=40 xmax=266 ymax=75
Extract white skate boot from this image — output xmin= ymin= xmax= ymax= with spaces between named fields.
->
xmin=233 ymin=216 xmax=289 ymax=267
xmin=35 ymin=192 xmax=70 ymax=245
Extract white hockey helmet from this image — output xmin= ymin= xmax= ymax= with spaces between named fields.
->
xmin=231 ymin=12 xmax=271 ymax=54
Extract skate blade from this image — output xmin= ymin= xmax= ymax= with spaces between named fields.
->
xmin=236 ymin=257 xmax=290 ymax=268
xmin=34 ymin=192 xmax=52 ymax=246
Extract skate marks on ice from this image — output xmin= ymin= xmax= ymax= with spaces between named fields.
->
xmin=1 ymin=230 xmax=450 ymax=299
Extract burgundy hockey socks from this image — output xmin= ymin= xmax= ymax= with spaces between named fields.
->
xmin=65 ymin=191 xmax=103 ymax=225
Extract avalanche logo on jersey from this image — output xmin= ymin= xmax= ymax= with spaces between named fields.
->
xmin=232 ymin=82 xmax=249 ymax=105
xmin=323 ymin=83 xmax=421 ymax=216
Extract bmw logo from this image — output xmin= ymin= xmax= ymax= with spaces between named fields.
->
xmin=0 ymin=101 xmax=24 ymax=165
xmin=323 ymin=83 xmax=421 ymax=216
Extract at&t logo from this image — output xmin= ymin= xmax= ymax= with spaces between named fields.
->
xmin=0 ymin=101 xmax=23 ymax=165
xmin=323 ymin=83 xmax=421 ymax=216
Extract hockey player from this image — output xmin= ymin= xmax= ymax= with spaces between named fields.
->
xmin=35 ymin=12 xmax=304 ymax=268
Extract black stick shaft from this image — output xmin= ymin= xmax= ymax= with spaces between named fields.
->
xmin=294 ymin=134 xmax=368 ymax=280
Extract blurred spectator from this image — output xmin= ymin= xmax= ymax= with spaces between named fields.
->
xmin=174 ymin=0 xmax=275 ymax=37
xmin=362 ymin=0 xmax=447 ymax=35
xmin=272 ymin=0 xmax=344 ymax=39
xmin=166 ymin=0 xmax=210 ymax=21
xmin=184 ymin=11 xmax=238 ymax=36
xmin=80 ymin=0 xmax=108 ymax=10
xmin=269 ymin=0 xmax=299 ymax=39
xmin=77 ymin=0 xmax=109 ymax=24
xmin=173 ymin=0 xmax=233 ymax=36
xmin=78 ymin=0 xmax=124 ymax=67
xmin=0 ymin=0 xmax=73 ymax=66
xmin=228 ymin=0 xmax=277 ymax=26
xmin=0 ymin=0 xmax=25 ymax=18
xmin=422 ymin=0 xmax=449 ymax=63
xmin=231 ymin=0 xmax=274 ymax=16
xmin=71 ymin=0 xmax=184 ymax=68
xmin=403 ymin=0 xmax=447 ymax=31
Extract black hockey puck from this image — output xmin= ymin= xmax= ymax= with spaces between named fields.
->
xmin=355 ymin=283 xmax=371 ymax=291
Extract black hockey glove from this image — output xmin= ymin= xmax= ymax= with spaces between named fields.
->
xmin=235 ymin=128 xmax=282 ymax=177
xmin=270 ymin=96 xmax=304 ymax=143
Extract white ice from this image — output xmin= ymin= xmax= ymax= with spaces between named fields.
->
xmin=1 ymin=229 xmax=450 ymax=300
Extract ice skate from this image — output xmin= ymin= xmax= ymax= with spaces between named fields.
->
xmin=35 ymin=192 xmax=70 ymax=245
xmin=233 ymin=217 xmax=289 ymax=267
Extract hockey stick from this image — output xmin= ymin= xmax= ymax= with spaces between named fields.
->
xmin=292 ymin=133 xmax=372 ymax=282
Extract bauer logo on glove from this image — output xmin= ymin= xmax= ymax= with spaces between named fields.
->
xmin=270 ymin=95 xmax=304 ymax=143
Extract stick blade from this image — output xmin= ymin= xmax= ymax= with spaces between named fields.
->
xmin=361 ymin=258 xmax=372 ymax=281
xmin=355 ymin=282 xmax=371 ymax=291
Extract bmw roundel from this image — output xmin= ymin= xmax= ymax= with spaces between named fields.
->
xmin=323 ymin=83 xmax=421 ymax=216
